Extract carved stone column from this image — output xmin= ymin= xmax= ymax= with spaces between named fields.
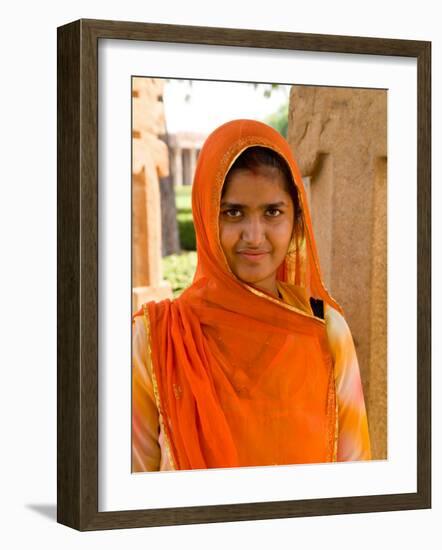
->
xmin=172 ymin=146 xmax=183 ymax=187
xmin=189 ymin=147 xmax=197 ymax=185
xmin=132 ymin=77 xmax=173 ymax=311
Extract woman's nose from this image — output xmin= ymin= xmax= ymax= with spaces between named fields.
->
xmin=241 ymin=218 xmax=265 ymax=245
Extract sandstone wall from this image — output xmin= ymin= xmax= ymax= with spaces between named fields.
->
xmin=288 ymin=86 xmax=387 ymax=459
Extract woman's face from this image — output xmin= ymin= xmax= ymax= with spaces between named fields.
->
xmin=219 ymin=168 xmax=295 ymax=297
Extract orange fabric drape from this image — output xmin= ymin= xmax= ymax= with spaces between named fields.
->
xmin=135 ymin=120 xmax=344 ymax=470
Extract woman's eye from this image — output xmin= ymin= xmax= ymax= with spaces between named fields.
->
xmin=266 ymin=208 xmax=282 ymax=217
xmin=224 ymin=209 xmax=242 ymax=218
xmin=221 ymin=208 xmax=282 ymax=218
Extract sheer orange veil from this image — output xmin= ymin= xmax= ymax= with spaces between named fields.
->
xmin=137 ymin=119 xmax=343 ymax=470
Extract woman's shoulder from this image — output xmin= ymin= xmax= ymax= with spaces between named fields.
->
xmin=324 ymin=303 xmax=348 ymax=332
xmin=324 ymin=304 xmax=355 ymax=361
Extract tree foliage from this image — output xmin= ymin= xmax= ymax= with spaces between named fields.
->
xmin=264 ymin=101 xmax=289 ymax=138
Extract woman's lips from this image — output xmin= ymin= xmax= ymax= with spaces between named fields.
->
xmin=237 ymin=251 xmax=269 ymax=262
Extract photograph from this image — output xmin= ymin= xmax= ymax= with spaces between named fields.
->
xmin=1 ymin=0 xmax=438 ymax=545
xmin=131 ymin=77 xmax=387 ymax=472
xmin=56 ymin=17 xmax=431 ymax=530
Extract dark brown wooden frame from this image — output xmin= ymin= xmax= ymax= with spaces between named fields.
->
xmin=57 ymin=18 xmax=431 ymax=531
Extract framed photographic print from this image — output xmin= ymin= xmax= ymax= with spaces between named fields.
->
xmin=57 ymin=18 xmax=431 ymax=530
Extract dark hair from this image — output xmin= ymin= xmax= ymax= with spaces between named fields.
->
xmin=222 ymin=146 xmax=303 ymax=234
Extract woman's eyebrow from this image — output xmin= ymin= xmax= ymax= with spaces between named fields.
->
xmin=220 ymin=201 xmax=288 ymax=208
xmin=220 ymin=201 xmax=243 ymax=208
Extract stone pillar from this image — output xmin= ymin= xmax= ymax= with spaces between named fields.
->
xmin=172 ymin=146 xmax=183 ymax=187
xmin=132 ymin=77 xmax=173 ymax=311
xmin=288 ymin=86 xmax=387 ymax=460
xmin=368 ymin=157 xmax=387 ymax=459
xmin=182 ymin=149 xmax=191 ymax=185
xmin=189 ymin=147 xmax=197 ymax=185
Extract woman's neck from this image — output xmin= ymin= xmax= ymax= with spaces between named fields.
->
xmin=249 ymin=281 xmax=282 ymax=300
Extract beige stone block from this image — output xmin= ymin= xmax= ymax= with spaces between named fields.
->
xmin=132 ymin=169 xmax=149 ymax=288
xmin=132 ymin=140 xmax=165 ymax=290
xmin=132 ymin=282 xmax=173 ymax=313
xmin=133 ymin=77 xmax=165 ymax=101
xmin=368 ymin=157 xmax=388 ymax=459
xmin=133 ymin=100 xmax=166 ymax=136
xmin=131 ymin=76 xmax=173 ymax=314
xmin=132 ymin=134 xmax=169 ymax=179
xmin=132 ymin=78 xmax=166 ymax=136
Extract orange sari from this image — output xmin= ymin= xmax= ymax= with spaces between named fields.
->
xmin=135 ymin=120 xmax=352 ymax=470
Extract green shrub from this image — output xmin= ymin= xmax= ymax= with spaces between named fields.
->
xmin=175 ymin=186 xmax=196 ymax=251
xmin=178 ymin=219 xmax=196 ymax=250
xmin=162 ymin=251 xmax=198 ymax=298
xmin=169 ymin=186 xmax=197 ymax=292
xmin=175 ymin=185 xmax=192 ymax=210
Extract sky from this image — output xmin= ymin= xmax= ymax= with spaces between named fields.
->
xmin=163 ymin=78 xmax=290 ymax=135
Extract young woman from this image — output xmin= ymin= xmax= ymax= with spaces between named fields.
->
xmin=132 ymin=119 xmax=371 ymax=471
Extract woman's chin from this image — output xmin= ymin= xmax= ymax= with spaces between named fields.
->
xmin=235 ymin=269 xmax=274 ymax=287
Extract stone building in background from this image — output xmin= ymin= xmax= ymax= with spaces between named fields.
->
xmin=288 ymin=86 xmax=387 ymax=460
xmin=169 ymin=131 xmax=207 ymax=187
xmin=132 ymin=77 xmax=173 ymax=312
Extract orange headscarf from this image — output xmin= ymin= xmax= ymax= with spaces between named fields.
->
xmin=136 ymin=120 xmax=343 ymax=470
